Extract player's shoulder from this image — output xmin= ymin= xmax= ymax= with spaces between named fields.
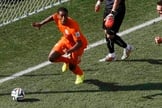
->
xmin=52 ymin=13 xmax=59 ymax=20
xmin=68 ymin=17 xmax=78 ymax=24
xmin=68 ymin=17 xmax=79 ymax=27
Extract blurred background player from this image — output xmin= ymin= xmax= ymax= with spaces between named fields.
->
xmin=95 ymin=0 xmax=133 ymax=61
xmin=155 ymin=0 xmax=162 ymax=44
xmin=32 ymin=7 xmax=88 ymax=84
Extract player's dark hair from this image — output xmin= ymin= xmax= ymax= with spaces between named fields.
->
xmin=57 ymin=7 xmax=68 ymax=15
xmin=157 ymin=0 xmax=162 ymax=5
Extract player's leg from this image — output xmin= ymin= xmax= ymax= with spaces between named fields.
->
xmin=104 ymin=31 xmax=116 ymax=61
xmin=69 ymin=48 xmax=85 ymax=84
xmin=48 ymin=50 xmax=70 ymax=63
xmin=102 ymin=9 xmax=116 ymax=61
xmin=110 ymin=6 xmax=133 ymax=60
xmin=69 ymin=63 xmax=84 ymax=85
xmin=111 ymin=6 xmax=127 ymax=49
xmin=48 ymin=38 xmax=70 ymax=63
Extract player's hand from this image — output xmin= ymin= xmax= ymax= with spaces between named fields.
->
xmin=66 ymin=50 xmax=71 ymax=55
xmin=104 ymin=13 xmax=114 ymax=21
xmin=32 ymin=22 xmax=42 ymax=29
xmin=155 ymin=36 xmax=162 ymax=45
xmin=104 ymin=11 xmax=117 ymax=21
xmin=95 ymin=0 xmax=101 ymax=12
xmin=63 ymin=52 xmax=71 ymax=58
xmin=104 ymin=12 xmax=116 ymax=28
xmin=104 ymin=13 xmax=114 ymax=28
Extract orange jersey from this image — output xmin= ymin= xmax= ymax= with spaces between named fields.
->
xmin=52 ymin=13 xmax=88 ymax=48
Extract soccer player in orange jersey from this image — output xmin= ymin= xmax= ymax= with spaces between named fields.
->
xmin=32 ymin=7 xmax=88 ymax=84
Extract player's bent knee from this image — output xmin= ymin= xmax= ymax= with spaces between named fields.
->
xmin=48 ymin=55 xmax=58 ymax=62
xmin=48 ymin=51 xmax=61 ymax=62
xmin=69 ymin=63 xmax=76 ymax=71
xmin=106 ymin=34 xmax=114 ymax=39
xmin=48 ymin=56 xmax=56 ymax=62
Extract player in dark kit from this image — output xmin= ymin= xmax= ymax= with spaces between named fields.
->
xmin=95 ymin=0 xmax=133 ymax=61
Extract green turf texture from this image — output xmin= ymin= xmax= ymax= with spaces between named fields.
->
xmin=0 ymin=0 xmax=162 ymax=108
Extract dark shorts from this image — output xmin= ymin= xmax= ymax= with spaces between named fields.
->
xmin=103 ymin=6 xmax=125 ymax=35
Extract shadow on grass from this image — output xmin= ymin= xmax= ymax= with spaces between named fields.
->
xmin=0 ymin=73 xmax=60 ymax=78
xmin=23 ymin=73 xmax=60 ymax=77
xmin=17 ymin=98 xmax=40 ymax=102
xmin=85 ymin=79 xmax=162 ymax=99
xmin=84 ymin=79 xmax=162 ymax=91
xmin=142 ymin=92 xmax=162 ymax=99
xmin=116 ymin=59 xmax=162 ymax=65
xmin=1 ymin=79 xmax=162 ymax=97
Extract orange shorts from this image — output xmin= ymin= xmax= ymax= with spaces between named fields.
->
xmin=52 ymin=37 xmax=85 ymax=64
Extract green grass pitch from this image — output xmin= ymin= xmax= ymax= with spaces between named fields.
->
xmin=0 ymin=0 xmax=162 ymax=108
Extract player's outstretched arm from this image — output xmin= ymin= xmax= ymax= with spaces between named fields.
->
xmin=32 ymin=15 xmax=53 ymax=29
xmin=112 ymin=0 xmax=121 ymax=12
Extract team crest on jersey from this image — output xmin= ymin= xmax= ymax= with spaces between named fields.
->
xmin=75 ymin=32 xmax=80 ymax=37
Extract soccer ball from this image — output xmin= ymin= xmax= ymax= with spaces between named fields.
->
xmin=11 ymin=88 xmax=25 ymax=101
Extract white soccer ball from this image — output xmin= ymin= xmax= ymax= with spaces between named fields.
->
xmin=11 ymin=88 xmax=25 ymax=101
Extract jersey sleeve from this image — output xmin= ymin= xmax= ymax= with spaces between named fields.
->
xmin=71 ymin=28 xmax=82 ymax=41
xmin=71 ymin=28 xmax=88 ymax=48
xmin=52 ymin=13 xmax=59 ymax=24
xmin=69 ymin=20 xmax=82 ymax=41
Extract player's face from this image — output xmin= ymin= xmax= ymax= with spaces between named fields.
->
xmin=58 ymin=11 xmax=68 ymax=25
xmin=157 ymin=5 xmax=162 ymax=17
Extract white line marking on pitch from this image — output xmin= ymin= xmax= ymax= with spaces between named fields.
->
xmin=0 ymin=17 xmax=162 ymax=84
